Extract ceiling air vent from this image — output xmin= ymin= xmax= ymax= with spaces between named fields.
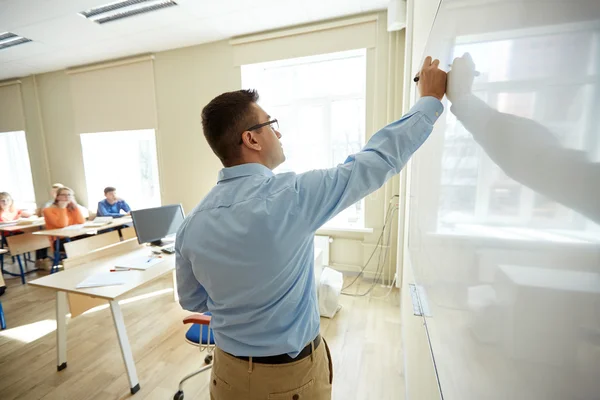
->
xmin=79 ymin=0 xmax=178 ymax=25
xmin=0 ymin=32 xmax=32 ymax=51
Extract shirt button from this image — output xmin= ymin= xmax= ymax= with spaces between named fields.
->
xmin=293 ymin=395 xmax=300 ymax=400
xmin=213 ymin=379 xmax=217 ymax=386
xmin=435 ymin=112 xmax=439 ymax=117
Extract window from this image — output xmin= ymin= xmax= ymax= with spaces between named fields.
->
xmin=80 ymin=129 xmax=161 ymax=212
xmin=0 ymin=131 xmax=36 ymax=210
xmin=242 ymin=49 xmax=367 ymax=229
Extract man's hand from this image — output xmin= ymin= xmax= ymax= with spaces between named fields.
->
xmin=418 ymin=56 xmax=447 ymax=101
xmin=447 ymin=52 xmax=476 ymax=103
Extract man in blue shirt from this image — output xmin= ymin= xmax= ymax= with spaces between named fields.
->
xmin=176 ymin=56 xmax=447 ymax=399
xmin=96 ymin=187 xmax=131 ymax=217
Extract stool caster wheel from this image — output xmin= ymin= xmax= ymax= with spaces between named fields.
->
xmin=173 ymin=390 xmax=184 ymax=400
xmin=204 ymin=354 xmax=213 ymax=364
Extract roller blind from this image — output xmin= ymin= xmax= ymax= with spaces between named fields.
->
xmin=231 ymin=15 xmax=379 ymax=66
xmin=0 ymin=82 xmax=25 ymax=133
xmin=68 ymin=57 xmax=157 ymax=133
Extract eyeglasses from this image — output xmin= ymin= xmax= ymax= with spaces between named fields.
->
xmin=239 ymin=119 xmax=279 ymax=144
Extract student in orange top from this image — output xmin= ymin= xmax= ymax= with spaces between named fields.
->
xmin=0 ymin=192 xmax=32 ymax=222
xmin=42 ymin=187 xmax=85 ymax=231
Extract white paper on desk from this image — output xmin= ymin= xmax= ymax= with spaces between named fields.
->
xmin=114 ymin=257 xmax=163 ymax=271
xmin=75 ymin=271 xmax=134 ymax=288
xmin=63 ymin=224 xmax=85 ymax=230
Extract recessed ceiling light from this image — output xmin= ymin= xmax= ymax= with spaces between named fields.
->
xmin=0 ymin=32 xmax=32 ymax=51
xmin=79 ymin=0 xmax=178 ymax=25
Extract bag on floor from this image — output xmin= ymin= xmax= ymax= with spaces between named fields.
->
xmin=318 ymin=267 xmax=343 ymax=318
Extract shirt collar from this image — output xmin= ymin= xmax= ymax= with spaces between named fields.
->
xmin=217 ymin=163 xmax=274 ymax=183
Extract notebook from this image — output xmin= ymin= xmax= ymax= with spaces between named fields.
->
xmin=114 ymin=256 xmax=163 ymax=271
xmin=75 ymin=271 xmax=135 ymax=289
xmin=84 ymin=217 xmax=113 ymax=227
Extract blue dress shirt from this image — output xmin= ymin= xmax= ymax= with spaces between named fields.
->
xmin=176 ymin=96 xmax=444 ymax=357
xmin=96 ymin=199 xmax=131 ymax=217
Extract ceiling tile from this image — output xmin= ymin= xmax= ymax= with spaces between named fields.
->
xmin=14 ymin=14 xmax=119 ymax=47
xmin=0 ymin=41 xmax=54 ymax=63
xmin=99 ymin=3 xmax=197 ymax=35
xmin=0 ymin=0 xmax=101 ymax=31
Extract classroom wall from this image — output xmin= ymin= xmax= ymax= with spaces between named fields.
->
xmin=153 ymin=40 xmax=239 ymax=209
xmin=4 ymin=11 xmax=405 ymax=279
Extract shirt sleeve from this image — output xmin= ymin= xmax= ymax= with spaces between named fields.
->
xmin=72 ymin=207 xmax=85 ymax=224
xmin=120 ymin=201 xmax=132 ymax=213
xmin=97 ymin=201 xmax=120 ymax=217
xmin=295 ymin=96 xmax=444 ymax=231
xmin=176 ymin=248 xmax=209 ymax=313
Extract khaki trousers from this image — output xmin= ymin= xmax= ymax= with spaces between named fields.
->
xmin=210 ymin=338 xmax=333 ymax=400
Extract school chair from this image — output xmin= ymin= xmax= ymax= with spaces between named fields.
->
xmin=173 ymin=312 xmax=215 ymax=400
xmin=5 ymin=233 xmax=50 ymax=284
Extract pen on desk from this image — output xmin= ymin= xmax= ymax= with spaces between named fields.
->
xmin=110 ymin=269 xmax=131 ymax=272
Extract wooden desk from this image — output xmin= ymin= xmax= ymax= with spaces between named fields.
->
xmin=1 ymin=219 xmax=45 ymax=280
xmin=28 ymin=245 xmax=175 ymax=395
xmin=33 ymin=216 xmax=132 ymax=239
xmin=33 ymin=217 xmax=133 ymax=272
xmin=0 ymin=219 xmax=45 ymax=234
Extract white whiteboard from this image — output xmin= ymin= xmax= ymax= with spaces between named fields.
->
xmin=409 ymin=0 xmax=600 ymax=399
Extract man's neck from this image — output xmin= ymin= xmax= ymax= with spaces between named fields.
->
xmin=226 ymin=159 xmax=271 ymax=170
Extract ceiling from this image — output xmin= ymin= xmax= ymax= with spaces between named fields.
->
xmin=0 ymin=0 xmax=388 ymax=81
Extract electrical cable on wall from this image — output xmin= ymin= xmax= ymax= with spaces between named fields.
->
xmin=341 ymin=195 xmax=400 ymax=297
xmin=341 ymin=196 xmax=397 ymax=291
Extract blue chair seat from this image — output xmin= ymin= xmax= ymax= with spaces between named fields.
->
xmin=185 ymin=312 xmax=215 ymax=345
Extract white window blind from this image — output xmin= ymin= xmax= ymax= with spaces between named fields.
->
xmin=0 ymin=82 xmax=25 ymax=133
xmin=68 ymin=58 xmax=157 ymax=134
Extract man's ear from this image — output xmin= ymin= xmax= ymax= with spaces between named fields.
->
xmin=241 ymin=130 xmax=262 ymax=151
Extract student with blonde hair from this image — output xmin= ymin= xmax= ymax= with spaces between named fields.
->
xmin=43 ymin=187 xmax=85 ymax=231
xmin=0 ymin=192 xmax=32 ymax=222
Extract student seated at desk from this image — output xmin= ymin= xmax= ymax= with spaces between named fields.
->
xmin=36 ymin=183 xmax=63 ymax=217
xmin=97 ymin=187 xmax=131 ymax=217
xmin=0 ymin=192 xmax=32 ymax=222
xmin=43 ymin=187 xmax=85 ymax=231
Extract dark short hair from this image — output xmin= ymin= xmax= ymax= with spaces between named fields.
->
xmin=201 ymin=89 xmax=259 ymax=166
xmin=104 ymin=187 xmax=116 ymax=195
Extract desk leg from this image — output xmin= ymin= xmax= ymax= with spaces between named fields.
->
xmin=109 ymin=300 xmax=140 ymax=394
xmin=52 ymin=238 xmax=61 ymax=274
xmin=1 ymin=232 xmax=5 ymax=275
xmin=172 ymin=270 xmax=179 ymax=302
xmin=56 ymin=291 xmax=68 ymax=371
xmin=16 ymin=256 xmax=25 ymax=285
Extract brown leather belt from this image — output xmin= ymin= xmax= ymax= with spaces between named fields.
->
xmin=228 ymin=334 xmax=321 ymax=365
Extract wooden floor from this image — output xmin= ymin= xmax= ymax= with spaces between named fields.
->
xmin=0 ymin=269 xmax=404 ymax=400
